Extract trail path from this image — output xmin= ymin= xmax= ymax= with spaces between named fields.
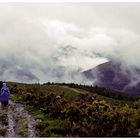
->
xmin=0 ymin=100 xmax=38 ymax=137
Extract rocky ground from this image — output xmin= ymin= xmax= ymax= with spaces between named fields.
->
xmin=0 ymin=100 xmax=39 ymax=138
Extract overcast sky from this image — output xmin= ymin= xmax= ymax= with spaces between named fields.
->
xmin=0 ymin=3 xmax=140 ymax=83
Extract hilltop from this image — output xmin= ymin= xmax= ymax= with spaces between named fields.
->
xmin=2 ymin=81 xmax=140 ymax=137
xmin=83 ymin=61 xmax=140 ymax=96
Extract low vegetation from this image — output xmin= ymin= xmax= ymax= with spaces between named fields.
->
xmin=8 ymin=82 xmax=140 ymax=137
xmin=0 ymin=128 xmax=6 ymax=137
xmin=0 ymin=113 xmax=8 ymax=126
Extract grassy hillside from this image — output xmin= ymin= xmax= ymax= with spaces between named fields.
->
xmin=7 ymin=81 xmax=140 ymax=137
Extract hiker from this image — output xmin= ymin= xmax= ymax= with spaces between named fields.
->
xmin=0 ymin=82 xmax=10 ymax=107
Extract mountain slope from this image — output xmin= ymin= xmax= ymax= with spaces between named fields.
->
xmin=83 ymin=61 xmax=140 ymax=96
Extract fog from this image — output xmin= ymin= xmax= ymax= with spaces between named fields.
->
xmin=0 ymin=3 xmax=140 ymax=84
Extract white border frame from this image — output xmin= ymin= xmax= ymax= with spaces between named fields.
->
xmin=0 ymin=0 xmax=140 ymax=3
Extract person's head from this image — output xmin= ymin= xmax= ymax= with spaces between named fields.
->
xmin=3 ymin=82 xmax=7 ymax=87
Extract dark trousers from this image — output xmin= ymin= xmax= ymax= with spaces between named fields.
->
xmin=1 ymin=101 xmax=8 ymax=106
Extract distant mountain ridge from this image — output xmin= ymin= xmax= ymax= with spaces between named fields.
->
xmin=83 ymin=61 xmax=140 ymax=96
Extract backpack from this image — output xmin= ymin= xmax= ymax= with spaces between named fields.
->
xmin=0 ymin=81 xmax=3 ymax=90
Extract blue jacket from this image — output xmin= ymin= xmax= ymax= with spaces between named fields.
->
xmin=1 ymin=86 xmax=10 ymax=102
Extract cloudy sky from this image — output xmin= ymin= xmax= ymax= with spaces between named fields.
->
xmin=0 ymin=2 xmax=140 ymax=83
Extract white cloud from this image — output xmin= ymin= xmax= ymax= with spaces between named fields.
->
xmin=0 ymin=3 xmax=140 ymax=84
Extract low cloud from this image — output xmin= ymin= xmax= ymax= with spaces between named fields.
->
xmin=0 ymin=5 xmax=140 ymax=85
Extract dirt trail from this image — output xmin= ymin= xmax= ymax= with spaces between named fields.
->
xmin=7 ymin=107 xmax=15 ymax=137
xmin=0 ymin=100 xmax=38 ymax=137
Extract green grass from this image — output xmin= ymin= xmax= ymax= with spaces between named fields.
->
xmin=36 ymin=114 xmax=46 ymax=120
xmin=49 ymin=133 xmax=63 ymax=137
xmin=10 ymin=94 xmax=24 ymax=104
xmin=16 ymin=118 xmax=28 ymax=137
xmin=42 ymin=119 xmax=67 ymax=137
xmin=8 ymin=81 xmax=133 ymax=106
xmin=35 ymin=112 xmax=68 ymax=137
xmin=8 ymin=82 xmax=81 ymax=101
xmin=18 ymin=128 xmax=28 ymax=137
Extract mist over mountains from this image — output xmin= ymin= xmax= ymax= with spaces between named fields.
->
xmin=83 ymin=61 xmax=140 ymax=96
xmin=0 ymin=3 xmax=140 ymax=90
